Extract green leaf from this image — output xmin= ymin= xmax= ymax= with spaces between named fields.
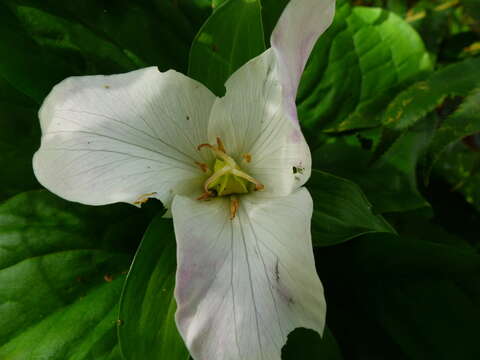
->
xmin=464 ymin=0 xmax=480 ymax=22
xmin=188 ymin=0 xmax=265 ymax=95
xmin=282 ymin=327 xmax=343 ymax=360
xmin=425 ymin=88 xmax=480 ymax=172
xmin=317 ymin=231 xmax=480 ymax=360
xmin=431 ymin=140 xmax=480 ymax=214
xmin=260 ymin=0 xmax=289 ymax=45
xmin=214 ymin=0 xmax=287 ymax=45
xmin=118 ymin=215 xmax=188 ymax=360
xmin=373 ymin=58 xmax=480 ymax=162
xmin=8 ymin=4 xmax=143 ymax=71
xmin=297 ymin=1 xmax=432 ymax=132
xmin=308 ymin=170 xmax=395 ymax=247
xmin=383 ymin=57 xmax=480 ymax=131
xmin=1 ymin=0 xmax=204 ymax=102
xmin=0 ymin=191 xmax=148 ymax=359
xmin=312 ymin=126 xmax=432 ymax=214
xmin=0 ymin=3 xmax=72 ymax=103
xmin=0 ymin=78 xmax=40 ymax=202
xmin=9 ymin=0 xmax=201 ymax=71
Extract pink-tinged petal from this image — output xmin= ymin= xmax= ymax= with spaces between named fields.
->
xmin=271 ymin=0 xmax=336 ymax=122
xmin=172 ymin=189 xmax=325 ymax=360
xmin=208 ymin=1 xmax=336 ymax=195
xmin=208 ymin=50 xmax=311 ymax=196
xmin=33 ymin=67 xmax=216 ymax=208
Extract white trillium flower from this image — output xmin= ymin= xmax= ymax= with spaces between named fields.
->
xmin=33 ymin=0 xmax=336 ymax=359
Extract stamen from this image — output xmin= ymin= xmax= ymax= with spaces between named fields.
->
xmin=230 ymin=169 xmax=264 ymax=191
xmin=216 ymin=137 xmax=226 ymax=153
xmin=196 ymin=137 xmax=264 ymax=207
xmin=195 ymin=161 xmax=209 ymax=173
xmin=133 ymin=192 xmax=157 ymax=205
xmin=198 ymin=140 xmax=236 ymax=168
xmin=242 ymin=153 xmax=252 ymax=163
xmin=230 ymin=196 xmax=239 ymax=220
xmin=197 ymin=191 xmax=214 ymax=201
xmin=197 ymin=143 xmax=214 ymax=151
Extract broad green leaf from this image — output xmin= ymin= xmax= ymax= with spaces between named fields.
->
xmin=8 ymin=4 xmax=143 ymax=72
xmin=464 ymin=0 xmax=480 ymax=22
xmin=383 ymin=57 xmax=480 ymax=131
xmin=313 ymin=125 xmax=432 ymax=214
xmin=188 ymin=0 xmax=265 ymax=95
xmin=308 ymin=170 xmax=395 ymax=247
xmin=0 ymin=78 xmax=40 ymax=202
xmin=177 ymin=0 xmax=214 ymax=32
xmin=387 ymin=0 xmax=407 ymax=16
xmin=352 ymin=233 xmax=480 ymax=360
xmin=407 ymin=0 xmax=453 ymax=57
xmin=213 ymin=0 xmax=288 ymax=45
xmin=317 ymin=231 xmax=480 ymax=360
xmin=282 ymin=327 xmax=343 ymax=360
xmin=118 ymin=215 xmax=188 ymax=360
xmin=297 ymin=1 xmax=432 ymax=132
xmin=260 ymin=0 xmax=289 ymax=45
xmin=0 ymin=191 xmax=148 ymax=359
xmin=5 ymin=0 xmax=200 ymax=71
xmin=432 ymin=140 xmax=480 ymax=214
xmin=0 ymin=3 xmax=72 ymax=103
xmin=1 ymin=0 xmax=205 ymax=102
xmin=373 ymin=58 xmax=480 ymax=162
xmin=211 ymin=0 xmax=226 ymax=7
xmin=425 ymin=88 xmax=480 ymax=174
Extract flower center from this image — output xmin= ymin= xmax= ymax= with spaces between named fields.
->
xmin=196 ymin=137 xmax=264 ymax=219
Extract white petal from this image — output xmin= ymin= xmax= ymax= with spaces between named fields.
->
xmin=271 ymin=0 xmax=336 ymax=119
xmin=208 ymin=50 xmax=311 ymax=196
xmin=33 ymin=67 xmax=215 ymax=207
xmin=172 ymin=189 xmax=325 ymax=360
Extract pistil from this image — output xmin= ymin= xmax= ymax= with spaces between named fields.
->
xmin=196 ymin=137 xmax=264 ymax=219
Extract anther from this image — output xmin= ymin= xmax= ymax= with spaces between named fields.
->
xmin=197 ymin=191 xmax=214 ymax=201
xmin=198 ymin=140 xmax=236 ymax=168
xmin=242 ymin=153 xmax=252 ymax=163
xmin=216 ymin=137 xmax=226 ymax=153
xmin=133 ymin=192 xmax=157 ymax=205
xmin=195 ymin=161 xmax=209 ymax=173
xmin=230 ymin=196 xmax=239 ymax=220
xmin=197 ymin=143 xmax=214 ymax=151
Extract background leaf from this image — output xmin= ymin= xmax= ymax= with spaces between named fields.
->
xmin=0 ymin=0 xmax=209 ymax=103
xmin=282 ymin=327 xmax=343 ymax=360
xmin=425 ymin=88 xmax=480 ymax=174
xmin=297 ymin=0 xmax=432 ymax=132
xmin=0 ymin=2 xmax=72 ymax=103
xmin=0 ymin=78 xmax=40 ymax=202
xmin=188 ymin=0 xmax=265 ymax=95
xmin=118 ymin=215 xmax=188 ymax=360
xmin=0 ymin=191 xmax=149 ymax=359
xmin=372 ymin=57 xmax=480 ymax=167
xmin=317 ymin=230 xmax=480 ymax=360
xmin=308 ymin=170 xmax=395 ymax=246
xmin=382 ymin=57 xmax=480 ymax=131
xmin=312 ymin=123 xmax=433 ymax=214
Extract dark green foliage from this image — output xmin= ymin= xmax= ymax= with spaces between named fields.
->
xmin=118 ymin=215 xmax=188 ymax=360
xmin=0 ymin=0 xmax=479 ymax=359
xmin=297 ymin=0 xmax=432 ymax=132
xmin=188 ymin=0 xmax=265 ymax=95
xmin=0 ymin=191 xmax=150 ymax=359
